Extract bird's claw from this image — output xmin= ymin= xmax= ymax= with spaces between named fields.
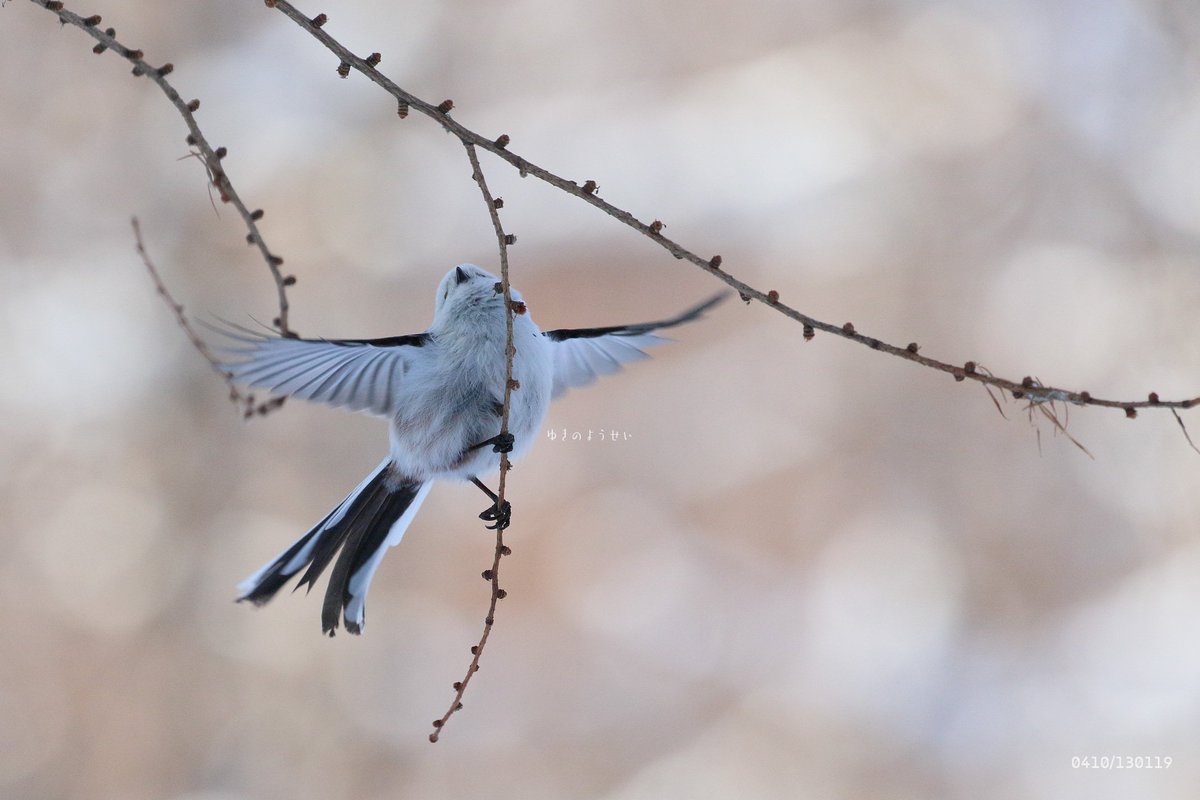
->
xmin=491 ymin=432 xmax=515 ymax=454
xmin=479 ymin=500 xmax=512 ymax=530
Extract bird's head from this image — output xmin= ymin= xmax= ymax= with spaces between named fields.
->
xmin=432 ymin=263 xmax=524 ymax=330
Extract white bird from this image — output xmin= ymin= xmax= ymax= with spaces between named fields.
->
xmin=221 ymin=264 xmax=724 ymax=636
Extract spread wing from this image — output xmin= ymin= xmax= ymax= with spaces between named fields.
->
xmin=213 ymin=323 xmax=430 ymax=416
xmin=543 ymin=293 xmax=726 ymax=398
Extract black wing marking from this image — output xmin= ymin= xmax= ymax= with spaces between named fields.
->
xmin=543 ymin=292 xmax=726 ymax=398
xmin=543 ymin=292 xmax=727 ymax=341
xmin=327 ymin=333 xmax=429 ymax=348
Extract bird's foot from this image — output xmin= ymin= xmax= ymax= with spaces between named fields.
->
xmin=479 ymin=499 xmax=512 ymax=530
xmin=470 ymin=432 xmax=515 ymax=454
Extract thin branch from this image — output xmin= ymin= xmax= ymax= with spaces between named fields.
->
xmin=1171 ymin=408 xmax=1200 ymax=455
xmin=134 ymin=217 xmax=285 ymax=419
xmin=261 ymin=0 xmax=1199 ymax=419
xmin=134 ymin=217 xmax=235 ymax=391
xmin=29 ymin=0 xmax=296 ymax=336
xmin=429 ymin=144 xmax=519 ymax=742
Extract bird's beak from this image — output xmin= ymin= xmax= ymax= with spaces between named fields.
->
xmin=455 ymin=266 xmax=468 ymax=285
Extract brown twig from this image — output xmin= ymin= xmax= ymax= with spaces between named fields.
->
xmin=1170 ymin=408 xmax=1200 ymax=455
xmin=428 ymin=143 xmax=518 ymax=742
xmin=29 ymin=0 xmax=295 ymax=336
xmin=133 ymin=217 xmax=285 ymax=419
xmin=133 ymin=217 xmax=236 ymax=392
xmin=260 ymin=0 xmax=1199 ymax=424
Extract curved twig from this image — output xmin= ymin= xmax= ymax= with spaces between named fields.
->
xmin=261 ymin=0 xmax=1198 ymax=419
xmin=429 ymin=144 xmax=518 ymax=742
xmin=29 ymin=0 xmax=295 ymax=336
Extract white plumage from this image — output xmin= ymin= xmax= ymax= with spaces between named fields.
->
xmin=222 ymin=264 xmax=723 ymax=635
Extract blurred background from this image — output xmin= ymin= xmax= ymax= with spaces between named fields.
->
xmin=2 ymin=0 xmax=1199 ymax=798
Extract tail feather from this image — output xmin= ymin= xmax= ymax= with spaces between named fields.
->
xmin=236 ymin=518 xmax=328 ymax=606
xmin=237 ymin=459 xmax=429 ymax=636
xmin=344 ymin=482 xmax=431 ymax=632
xmin=236 ymin=460 xmax=389 ymax=604
xmin=295 ymin=470 xmax=394 ymax=595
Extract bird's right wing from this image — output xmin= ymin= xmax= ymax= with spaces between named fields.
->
xmin=542 ymin=293 xmax=726 ymax=398
xmin=213 ymin=323 xmax=430 ymax=416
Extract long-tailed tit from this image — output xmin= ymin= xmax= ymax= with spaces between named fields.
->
xmin=221 ymin=264 xmax=724 ymax=635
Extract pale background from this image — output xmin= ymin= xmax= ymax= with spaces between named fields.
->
xmin=2 ymin=1 xmax=1199 ymax=798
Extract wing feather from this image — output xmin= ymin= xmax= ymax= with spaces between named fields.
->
xmin=232 ymin=347 xmax=347 ymax=387
xmin=213 ymin=323 xmax=429 ymax=416
xmin=544 ymin=294 xmax=724 ymax=398
xmin=253 ymin=350 xmax=360 ymax=397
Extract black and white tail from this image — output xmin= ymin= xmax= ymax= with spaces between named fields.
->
xmin=237 ymin=460 xmax=431 ymax=636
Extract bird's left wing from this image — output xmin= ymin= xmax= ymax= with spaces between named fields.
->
xmin=542 ymin=293 xmax=726 ymax=399
xmin=214 ymin=323 xmax=430 ymax=416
